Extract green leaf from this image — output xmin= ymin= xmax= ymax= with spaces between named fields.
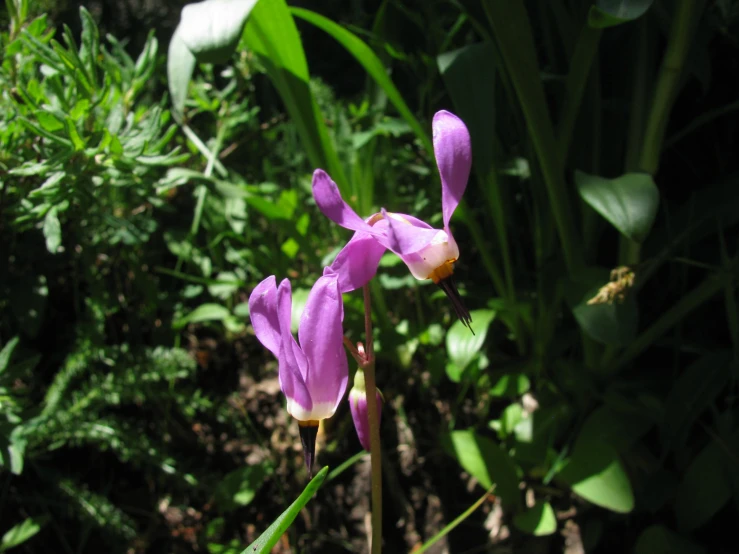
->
xmin=167 ymin=28 xmax=197 ymax=115
xmin=557 ymin=406 xmax=637 ymax=513
xmin=674 ymin=428 xmax=739 ymax=531
xmin=43 ymin=206 xmax=61 ymax=253
xmin=445 ymin=309 xmax=495 ymax=382
xmin=489 ymin=373 xmax=530 ymax=398
xmin=0 ymin=337 xmax=20 ymax=375
xmin=179 ymin=0 xmax=258 ymax=62
xmin=513 ymin=501 xmax=557 ymax=536
xmin=441 ymin=429 xmax=521 ymax=509
xmin=243 ymin=0 xmax=349 ymax=197
xmin=566 ymin=268 xmax=638 ymax=347
xmin=589 ymin=0 xmax=654 ymax=28
xmin=243 ymin=466 xmax=328 ymax=553
xmin=290 ymin=7 xmax=430 ymax=152
xmin=575 ymin=171 xmax=659 ymax=243
xmin=214 ymin=462 xmax=272 ymax=512
xmin=634 ymin=525 xmax=706 ymax=554
xmin=174 ymin=303 xmax=231 ymax=329
xmin=0 ymin=517 xmax=44 ymax=552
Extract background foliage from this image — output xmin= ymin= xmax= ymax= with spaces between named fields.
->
xmin=2 ymin=0 xmax=739 ymax=552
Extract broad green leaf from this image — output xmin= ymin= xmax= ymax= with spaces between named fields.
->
xmin=572 ymin=298 xmax=638 ymax=347
xmin=243 ymin=0 xmax=349 ymax=197
xmin=589 ymin=0 xmax=654 ymax=28
xmin=167 ymin=28 xmax=197 ymax=115
xmin=0 ymin=337 xmax=20 ymax=375
xmin=560 ymin=442 xmax=633 ymax=513
xmin=513 ymin=501 xmax=557 ymax=536
xmin=214 ymin=462 xmax=272 ymax=512
xmin=0 ymin=517 xmax=44 ymax=552
xmin=179 ymin=0 xmax=258 ymax=62
xmin=442 ymin=429 xmax=521 ymax=509
xmin=174 ymin=303 xmax=231 ymax=329
xmin=674 ymin=428 xmax=739 ymax=531
xmin=290 ymin=7 xmax=430 ymax=152
xmin=566 ymin=268 xmax=638 ymax=347
xmin=42 ymin=206 xmax=61 ymax=253
xmin=489 ymin=373 xmax=530 ymax=397
xmin=445 ymin=309 xmax=495 ymax=382
xmin=634 ymin=525 xmax=706 ymax=554
xmin=243 ymin=466 xmax=328 ymax=553
xmin=575 ymin=171 xmax=659 ymax=243
xmin=557 ymin=407 xmax=636 ymax=513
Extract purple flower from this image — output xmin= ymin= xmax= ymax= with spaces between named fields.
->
xmin=312 ymin=110 xmax=472 ymax=327
xmin=248 ymin=272 xmax=349 ymax=471
xmin=348 ymin=369 xmax=383 ymax=452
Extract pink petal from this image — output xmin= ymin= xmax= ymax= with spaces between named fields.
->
xmin=433 ymin=111 xmax=471 ymax=228
xmin=297 ymin=273 xmax=349 ymax=410
xmin=382 ymin=208 xmax=441 ymax=255
xmin=248 ymin=276 xmax=281 ymax=357
xmin=328 ymin=231 xmax=387 ymax=293
xmin=312 ymin=169 xmax=381 ymax=236
xmin=276 ymin=279 xmax=312 ymax=414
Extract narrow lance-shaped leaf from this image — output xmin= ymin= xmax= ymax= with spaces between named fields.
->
xmin=244 ymin=466 xmax=329 ymax=553
xmin=589 ymin=0 xmax=654 ymax=28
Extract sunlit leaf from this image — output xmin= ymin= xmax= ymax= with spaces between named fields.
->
xmin=0 ymin=517 xmax=45 ymax=552
xmin=43 ymin=206 xmax=61 ymax=253
xmin=589 ymin=0 xmax=654 ymax=28
xmin=179 ymin=0 xmax=258 ymax=61
xmin=244 ymin=466 xmax=328 ymax=553
xmin=214 ymin=462 xmax=272 ymax=512
xmin=575 ymin=171 xmax=659 ymax=243
xmin=442 ymin=429 xmax=521 ymax=509
xmin=166 ymin=29 xmax=196 ymax=115
xmin=174 ymin=303 xmax=231 ymax=329
xmin=513 ymin=501 xmax=557 ymax=536
xmin=445 ymin=309 xmax=495 ymax=382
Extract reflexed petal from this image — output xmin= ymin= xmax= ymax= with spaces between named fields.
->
xmin=433 ymin=110 xmax=471 ymax=228
xmin=328 ymin=232 xmax=387 ymax=293
xmin=298 ymin=273 xmax=348 ymax=415
xmin=383 ymin=208 xmax=443 ymax=255
xmin=248 ymin=276 xmax=281 ymax=357
xmin=276 ymin=279 xmax=312 ymax=417
xmin=312 ymin=169 xmax=380 ymax=236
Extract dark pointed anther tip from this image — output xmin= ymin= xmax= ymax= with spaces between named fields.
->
xmin=298 ymin=420 xmax=320 ymax=477
xmin=437 ymin=276 xmax=474 ymax=334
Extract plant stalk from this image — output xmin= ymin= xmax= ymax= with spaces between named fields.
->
xmin=639 ymin=0 xmax=698 ymax=175
xmin=362 ymin=284 xmax=383 ymax=554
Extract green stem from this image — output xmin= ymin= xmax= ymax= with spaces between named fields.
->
xmin=362 ymin=284 xmax=383 ymax=554
xmin=412 ymin=485 xmax=495 ymax=554
xmin=557 ymin=24 xmax=602 ymax=163
xmin=639 ymin=0 xmax=698 ymax=175
xmin=608 ymin=272 xmax=722 ymax=374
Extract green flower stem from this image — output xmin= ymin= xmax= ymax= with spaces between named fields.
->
xmin=362 ymin=284 xmax=383 ymax=554
xmin=639 ymin=0 xmax=699 ymax=175
xmin=413 ymin=484 xmax=495 ymax=554
xmin=608 ymin=272 xmax=722 ymax=374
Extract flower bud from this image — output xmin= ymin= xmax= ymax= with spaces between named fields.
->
xmin=348 ymin=368 xmax=383 ymax=452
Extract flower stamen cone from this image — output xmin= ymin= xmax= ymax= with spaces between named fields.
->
xmin=298 ymin=419 xmax=320 ymax=477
